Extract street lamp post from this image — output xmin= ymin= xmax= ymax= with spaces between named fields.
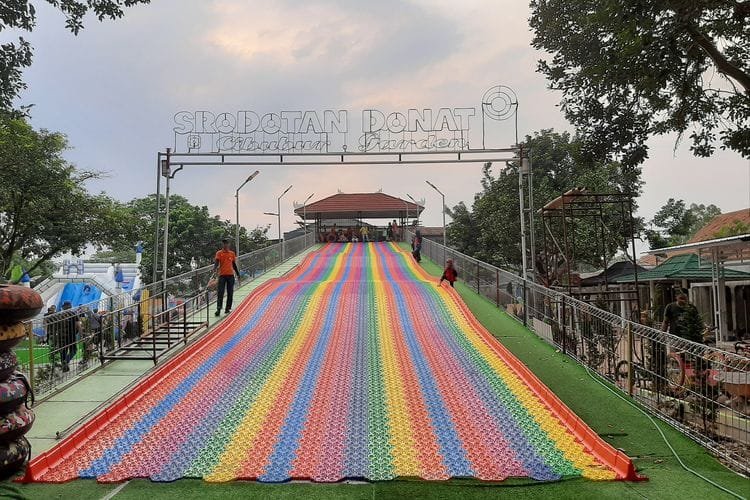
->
xmin=302 ymin=193 xmax=314 ymax=235
xmin=426 ymin=180 xmax=447 ymax=264
xmin=235 ymin=170 xmax=260 ymax=256
xmin=278 ymin=185 xmax=293 ymax=260
xmin=406 ymin=193 xmax=421 ymax=226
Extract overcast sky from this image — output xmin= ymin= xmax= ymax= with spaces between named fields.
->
xmin=17 ymin=0 xmax=750 ymax=249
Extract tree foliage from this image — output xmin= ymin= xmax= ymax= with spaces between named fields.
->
xmin=713 ymin=219 xmax=750 ymax=238
xmin=0 ymin=114 xmax=130 ymax=277
xmin=0 ymin=0 xmax=150 ymax=110
xmin=530 ymin=1 xmax=750 ymax=164
xmin=644 ymin=199 xmax=721 ymax=248
xmin=111 ymin=195 xmax=270 ymax=282
xmin=447 ymin=130 xmax=643 ymax=279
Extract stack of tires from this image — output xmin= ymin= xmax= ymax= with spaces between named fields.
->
xmin=0 ymin=284 xmax=41 ymax=479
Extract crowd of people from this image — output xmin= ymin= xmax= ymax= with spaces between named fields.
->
xmin=318 ymin=221 xmax=404 ymax=243
xmin=42 ymin=302 xmax=106 ymax=373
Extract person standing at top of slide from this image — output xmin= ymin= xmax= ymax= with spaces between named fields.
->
xmin=214 ymin=238 xmax=240 ymax=316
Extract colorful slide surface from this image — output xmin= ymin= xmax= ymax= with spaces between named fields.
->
xmin=25 ymin=243 xmax=638 ymax=483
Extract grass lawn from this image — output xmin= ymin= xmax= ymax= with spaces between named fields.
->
xmin=8 ymin=250 xmax=748 ymax=500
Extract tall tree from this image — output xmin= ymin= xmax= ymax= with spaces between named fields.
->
xmin=112 ymin=195 xmax=270 ymax=282
xmin=1 ymin=0 xmax=150 ymax=110
xmin=447 ymin=129 xmax=643 ymax=279
xmin=0 ymin=113 xmax=129 ymax=277
xmin=644 ymin=199 xmax=722 ymax=248
xmin=530 ymin=1 xmax=750 ymax=164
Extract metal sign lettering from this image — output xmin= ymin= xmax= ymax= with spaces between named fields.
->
xmin=173 ymin=85 xmax=517 ymax=154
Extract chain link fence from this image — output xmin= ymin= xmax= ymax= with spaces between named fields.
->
xmin=18 ymin=232 xmax=317 ymax=401
xmin=408 ymin=230 xmax=750 ymax=474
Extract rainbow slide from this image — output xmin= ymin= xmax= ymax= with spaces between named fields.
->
xmin=24 ymin=243 xmax=639 ymax=483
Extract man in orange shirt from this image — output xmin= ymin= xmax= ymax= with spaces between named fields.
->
xmin=213 ymin=239 xmax=240 ymax=316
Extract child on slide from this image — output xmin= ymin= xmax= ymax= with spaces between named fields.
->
xmin=439 ymin=260 xmax=458 ymax=288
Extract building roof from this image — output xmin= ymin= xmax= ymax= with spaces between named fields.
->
xmin=637 ymin=209 xmax=750 ymax=265
xmin=689 ymin=208 xmax=750 ymax=243
xmin=615 ymin=253 xmax=750 ymax=283
xmin=295 ymin=192 xmax=423 ymax=220
xmin=579 ymin=261 xmax=648 ymax=286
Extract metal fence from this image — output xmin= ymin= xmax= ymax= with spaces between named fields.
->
xmin=410 ymin=231 xmax=750 ymax=475
xmin=18 ymin=232 xmax=317 ymax=401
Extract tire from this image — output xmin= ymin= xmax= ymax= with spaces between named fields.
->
xmin=0 ymin=351 xmax=17 ymax=381
xmin=0 ymin=436 xmax=30 ymax=480
xmin=0 ymin=406 xmax=34 ymax=444
xmin=0 ymin=322 xmax=27 ymax=351
xmin=0 ymin=372 xmax=32 ymax=414
xmin=0 ymin=285 xmax=43 ymax=324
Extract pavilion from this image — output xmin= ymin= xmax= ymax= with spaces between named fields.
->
xmin=294 ymin=192 xmax=424 ymax=241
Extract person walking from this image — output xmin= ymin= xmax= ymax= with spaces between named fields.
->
xmin=439 ymin=259 xmax=458 ymax=287
xmin=657 ymin=288 xmax=706 ymax=395
xmin=43 ymin=305 xmax=57 ymax=345
xmin=661 ymin=289 xmax=704 ymax=343
xmin=411 ymin=229 xmax=423 ymax=262
xmin=58 ymin=301 xmax=80 ymax=372
xmin=214 ymin=238 xmax=240 ymax=316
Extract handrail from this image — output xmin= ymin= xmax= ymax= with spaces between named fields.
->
xmin=28 ymin=232 xmax=315 ymax=325
xmin=18 ymin=231 xmax=318 ymax=401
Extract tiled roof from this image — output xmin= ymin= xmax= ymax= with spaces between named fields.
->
xmin=295 ymin=192 xmax=423 ymax=220
xmin=615 ymin=253 xmax=750 ymax=282
xmin=689 ymin=208 xmax=750 ymax=243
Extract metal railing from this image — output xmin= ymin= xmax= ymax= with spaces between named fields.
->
xmin=409 ymin=231 xmax=750 ymax=475
xmin=18 ymin=232 xmax=317 ymax=401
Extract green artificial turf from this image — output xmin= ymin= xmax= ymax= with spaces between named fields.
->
xmin=10 ymin=248 xmax=748 ymax=500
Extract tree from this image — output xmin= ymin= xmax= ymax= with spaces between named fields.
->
xmin=713 ymin=219 xmax=750 ymax=238
xmin=0 ymin=114 xmax=129 ymax=278
xmin=447 ymin=129 xmax=643 ymax=277
xmin=530 ymin=1 xmax=750 ymax=164
xmin=1 ymin=0 xmax=150 ymax=110
xmin=111 ymin=195 xmax=270 ymax=282
xmin=645 ymin=199 xmax=721 ymax=248
xmin=445 ymin=202 xmax=480 ymax=257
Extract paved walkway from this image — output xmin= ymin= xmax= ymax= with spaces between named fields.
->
xmin=26 ymin=247 xmax=319 ymax=456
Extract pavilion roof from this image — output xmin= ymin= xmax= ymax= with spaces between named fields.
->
xmin=295 ymin=192 xmax=423 ymax=220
